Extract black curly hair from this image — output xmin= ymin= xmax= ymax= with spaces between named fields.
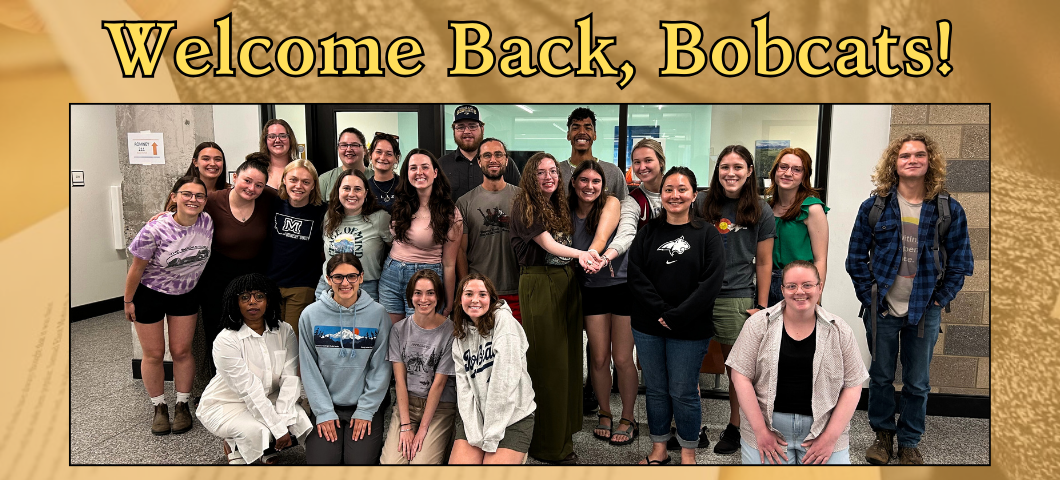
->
xmin=220 ymin=273 xmax=283 ymax=332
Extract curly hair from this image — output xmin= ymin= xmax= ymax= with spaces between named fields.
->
xmin=325 ymin=169 xmax=383 ymax=236
xmin=220 ymin=273 xmax=282 ymax=332
xmin=765 ymin=147 xmax=820 ymax=222
xmin=514 ymin=152 xmax=572 ymax=235
xmin=278 ymin=159 xmax=324 ymax=206
xmin=567 ymin=159 xmax=612 ymax=231
xmin=259 ymin=118 xmax=299 ymax=162
xmin=391 ymin=149 xmax=456 ymax=246
xmin=405 ymin=269 xmax=446 ymax=313
xmin=452 ymin=273 xmax=501 ymax=340
xmin=871 ymin=132 xmax=947 ymax=199
xmin=702 ymin=144 xmax=762 ymax=227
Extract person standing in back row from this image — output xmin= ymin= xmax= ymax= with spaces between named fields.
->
xmin=438 ymin=104 xmax=521 ymax=201
xmin=846 ymin=132 xmax=973 ymax=465
xmin=557 ymin=107 xmax=628 ymax=202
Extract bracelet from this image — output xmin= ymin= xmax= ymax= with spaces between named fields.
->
xmin=400 ymin=423 xmax=411 ymax=426
xmin=400 ymin=427 xmax=412 ymax=433
xmin=124 ymin=300 xmax=134 ymax=304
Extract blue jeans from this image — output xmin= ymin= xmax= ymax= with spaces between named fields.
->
xmin=865 ymin=305 xmax=942 ymax=448
xmin=315 ymin=274 xmax=379 ymax=303
xmin=767 ymin=268 xmax=784 ymax=307
xmin=740 ymin=412 xmax=851 ymax=464
xmin=631 ymin=328 xmax=709 ymax=449
xmin=377 ymin=257 xmax=444 ymax=316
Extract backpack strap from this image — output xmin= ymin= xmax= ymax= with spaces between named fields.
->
xmin=859 ymin=194 xmax=888 ymax=321
xmin=933 ymin=192 xmax=952 ymax=315
xmin=630 ymin=188 xmax=652 ymax=229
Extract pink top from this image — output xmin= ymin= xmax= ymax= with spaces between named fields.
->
xmin=389 ymin=209 xmax=463 ymax=264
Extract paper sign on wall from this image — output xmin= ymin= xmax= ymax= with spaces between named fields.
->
xmin=128 ymin=132 xmax=165 ymax=165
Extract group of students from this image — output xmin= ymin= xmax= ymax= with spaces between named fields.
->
xmin=121 ymin=107 xmax=972 ymax=466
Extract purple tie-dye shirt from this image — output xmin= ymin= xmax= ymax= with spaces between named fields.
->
xmin=128 ymin=213 xmax=214 ymax=295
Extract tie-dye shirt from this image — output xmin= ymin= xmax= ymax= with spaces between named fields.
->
xmin=128 ymin=212 xmax=214 ymax=295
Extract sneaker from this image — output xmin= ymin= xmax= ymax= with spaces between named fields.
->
xmin=171 ymin=401 xmax=193 ymax=434
xmin=666 ymin=426 xmax=711 ymax=450
xmin=865 ymin=430 xmax=895 ymax=465
xmin=151 ymin=404 xmax=171 ymax=435
xmin=713 ymin=423 xmax=741 ymax=454
xmin=898 ymin=446 xmax=924 ymax=465
xmin=582 ymin=387 xmax=598 ymax=416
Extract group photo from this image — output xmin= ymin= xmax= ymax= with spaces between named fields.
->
xmin=69 ymin=103 xmax=990 ymax=465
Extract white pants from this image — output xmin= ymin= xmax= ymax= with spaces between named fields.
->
xmin=198 ymin=402 xmax=313 ymax=464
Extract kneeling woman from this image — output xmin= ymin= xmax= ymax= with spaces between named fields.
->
xmin=449 ymin=274 xmax=536 ymax=465
xmin=196 ymin=273 xmax=313 ymax=465
xmin=380 ymin=270 xmax=458 ymax=464
xmin=727 ymin=261 xmax=868 ymax=465
xmin=299 ymin=253 xmax=393 ymax=465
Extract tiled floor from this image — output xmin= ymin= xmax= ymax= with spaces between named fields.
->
xmin=71 ymin=311 xmax=989 ymax=465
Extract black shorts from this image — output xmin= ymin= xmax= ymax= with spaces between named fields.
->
xmin=132 ymin=283 xmax=199 ymax=324
xmin=581 ymin=283 xmax=631 ymax=316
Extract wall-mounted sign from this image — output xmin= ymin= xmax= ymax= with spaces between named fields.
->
xmin=128 ymin=131 xmax=165 ymax=165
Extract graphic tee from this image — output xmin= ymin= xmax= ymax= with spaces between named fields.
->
xmin=128 ymin=212 xmax=214 ymax=295
xmin=267 ymin=198 xmax=326 ymax=288
xmin=885 ymin=193 xmax=922 ymax=317
xmin=710 ymin=197 xmax=776 ymax=298
xmin=323 ymin=210 xmax=393 ymax=282
xmin=456 ymin=185 xmax=521 ymax=295
xmin=387 ymin=316 xmax=457 ymax=403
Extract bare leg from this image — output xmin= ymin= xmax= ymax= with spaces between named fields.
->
xmin=134 ymin=321 xmax=166 ymax=397
xmin=483 ymin=448 xmax=528 ymax=464
xmin=449 ymin=440 xmax=486 ymax=464
xmin=585 ymin=313 xmax=614 ymax=436
xmin=610 ymin=315 xmax=637 ymax=429
xmin=166 ymin=314 xmax=197 ymax=393
xmin=721 ymin=343 xmax=739 ymax=426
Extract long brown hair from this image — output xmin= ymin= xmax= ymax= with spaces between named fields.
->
xmin=324 ymin=169 xmax=382 ymax=236
xmin=391 ymin=149 xmax=456 ymax=245
xmin=702 ymin=144 xmax=762 ymax=227
xmin=514 ymin=152 xmax=572 ymax=235
xmin=871 ymin=132 xmax=947 ymax=199
xmin=166 ymin=142 xmax=229 ymax=212
xmin=567 ymin=159 xmax=611 ymax=231
xmin=765 ymin=147 xmax=819 ymax=222
xmin=259 ymin=118 xmax=299 ymax=162
xmin=452 ymin=273 xmax=501 ymax=340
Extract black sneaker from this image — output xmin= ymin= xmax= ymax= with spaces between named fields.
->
xmin=666 ymin=426 xmax=711 ymax=450
xmin=713 ymin=423 xmax=741 ymax=454
xmin=582 ymin=384 xmax=598 ymax=415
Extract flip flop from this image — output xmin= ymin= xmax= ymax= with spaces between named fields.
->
xmin=643 ymin=455 xmax=672 ymax=465
xmin=610 ymin=418 xmax=639 ymax=446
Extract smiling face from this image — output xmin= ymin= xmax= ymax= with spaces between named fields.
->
xmin=411 ymin=278 xmax=439 ymax=316
xmin=717 ymin=152 xmax=752 ymax=198
xmin=338 ymin=174 xmax=367 ymax=215
xmin=371 ymin=139 xmax=396 ymax=174
xmin=460 ymin=279 xmax=491 ymax=320
xmin=453 ymin=120 xmax=484 ymax=152
xmin=661 ymin=173 xmax=696 ymax=218
xmin=781 ymin=266 xmax=822 ymax=313
xmin=326 ymin=263 xmax=362 ymax=304
xmin=337 ymin=132 xmax=365 ymax=170
xmin=284 ymin=167 xmax=314 ymax=205
xmin=406 ymin=153 xmax=438 ymax=191
xmin=574 ymin=169 xmax=603 ymax=205
xmin=170 ymin=182 xmax=207 ymax=217
xmin=193 ymin=147 xmax=224 ymax=182
xmin=896 ymin=140 xmax=929 ymax=180
xmin=478 ymin=140 xmax=507 ymax=180
xmin=235 ymin=169 xmax=267 ymax=201
xmin=567 ymin=117 xmax=596 ymax=153
xmin=773 ymin=153 xmax=805 ymax=192
xmin=535 ymin=157 xmax=559 ymax=195
xmin=238 ymin=290 xmax=266 ymax=323
xmin=631 ymin=146 xmax=662 ymax=185
xmin=266 ymin=124 xmax=290 ymax=158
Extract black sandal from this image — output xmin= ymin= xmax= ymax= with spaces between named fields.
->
xmin=593 ymin=411 xmax=613 ymax=441
xmin=643 ymin=455 xmax=672 ymax=465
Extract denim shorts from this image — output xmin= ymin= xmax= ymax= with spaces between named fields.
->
xmin=377 ymin=257 xmax=444 ymax=316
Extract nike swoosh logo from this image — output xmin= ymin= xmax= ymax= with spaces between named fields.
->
xmin=666 ymin=260 xmax=676 ymax=264
xmin=640 ymin=210 xmax=649 ymax=221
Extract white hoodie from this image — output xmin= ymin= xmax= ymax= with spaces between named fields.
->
xmin=451 ymin=300 xmax=536 ymax=452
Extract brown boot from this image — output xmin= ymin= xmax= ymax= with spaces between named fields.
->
xmin=864 ymin=430 xmax=894 ymax=465
xmin=172 ymin=401 xmax=193 ymax=434
xmin=151 ymin=404 xmax=171 ymax=435
xmin=898 ymin=446 xmax=924 ymax=465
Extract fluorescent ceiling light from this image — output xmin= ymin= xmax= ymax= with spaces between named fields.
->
xmin=515 ymin=105 xmax=535 ymax=114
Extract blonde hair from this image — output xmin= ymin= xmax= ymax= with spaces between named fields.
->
xmin=278 ymin=159 xmax=323 ymax=206
xmin=871 ymin=132 xmax=947 ymax=199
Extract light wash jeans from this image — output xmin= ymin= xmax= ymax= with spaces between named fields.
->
xmin=740 ymin=412 xmax=851 ymax=465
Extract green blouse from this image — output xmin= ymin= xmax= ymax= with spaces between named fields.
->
xmin=772 ymin=196 xmax=829 ymax=268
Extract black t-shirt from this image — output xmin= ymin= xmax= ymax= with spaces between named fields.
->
xmin=773 ymin=325 xmax=816 ymax=416
xmin=265 ymin=197 xmax=326 ymax=288
xmin=368 ymin=175 xmax=400 ymax=213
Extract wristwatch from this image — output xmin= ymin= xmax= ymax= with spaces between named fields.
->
xmin=754 ymin=304 xmax=766 ymax=310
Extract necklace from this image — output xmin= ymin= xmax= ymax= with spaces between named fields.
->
xmin=371 ymin=176 xmax=396 ymax=204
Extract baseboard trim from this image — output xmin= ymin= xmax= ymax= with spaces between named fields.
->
xmin=132 ymin=359 xmax=174 ymax=381
xmin=71 ymin=297 xmax=123 ymax=322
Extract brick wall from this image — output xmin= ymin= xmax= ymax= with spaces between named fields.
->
xmin=890 ymin=105 xmax=990 ymax=396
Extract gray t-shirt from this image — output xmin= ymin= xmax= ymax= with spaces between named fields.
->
xmin=708 ymin=197 xmax=777 ymax=298
xmin=558 ymin=157 xmax=628 ymax=201
xmin=885 ymin=193 xmax=922 ymax=317
xmin=387 ymin=316 xmax=458 ymax=403
xmin=572 ymin=215 xmax=627 ymax=287
xmin=456 ymin=184 xmax=521 ymax=295
xmin=322 ymin=209 xmax=392 ymax=282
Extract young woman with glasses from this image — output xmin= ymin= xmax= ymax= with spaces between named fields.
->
xmin=124 ymin=175 xmax=213 ymax=436
xmin=299 ymin=253 xmax=393 ymax=465
xmin=765 ymin=148 xmax=829 ymax=306
xmin=259 ymin=118 xmax=300 ymax=189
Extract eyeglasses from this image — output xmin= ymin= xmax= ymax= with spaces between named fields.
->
xmin=480 ymin=152 xmax=505 ymax=160
xmin=453 ymin=123 xmax=481 ymax=132
xmin=776 ymin=164 xmax=803 ymax=174
xmin=266 ymin=133 xmax=289 ymax=140
xmin=338 ymin=143 xmax=363 ymax=150
xmin=329 ymin=272 xmax=363 ymax=284
xmin=238 ymin=292 xmax=266 ymax=302
xmin=536 ymin=169 xmax=558 ymax=178
xmin=782 ymin=282 xmax=819 ymax=292
xmin=177 ymin=191 xmax=206 ymax=201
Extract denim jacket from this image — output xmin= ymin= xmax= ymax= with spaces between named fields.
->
xmin=845 ymin=187 xmax=974 ymax=325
